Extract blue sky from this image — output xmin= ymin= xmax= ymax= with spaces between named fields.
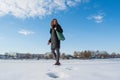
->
xmin=0 ymin=0 xmax=120 ymax=54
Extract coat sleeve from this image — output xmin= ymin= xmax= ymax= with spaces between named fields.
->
xmin=56 ymin=25 xmax=63 ymax=33
xmin=48 ymin=28 xmax=52 ymax=42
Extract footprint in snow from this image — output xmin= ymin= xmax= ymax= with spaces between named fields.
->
xmin=65 ymin=67 xmax=72 ymax=70
xmin=65 ymin=66 xmax=79 ymax=71
xmin=47 ymin=72 xmax=69 ymax=79
xmin=47 ymin=72 xmax=59 ymax=78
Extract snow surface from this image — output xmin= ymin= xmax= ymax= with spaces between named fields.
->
xmin=0 ymin=59 xmax=120 ymax=80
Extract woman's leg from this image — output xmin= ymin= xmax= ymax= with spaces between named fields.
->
xmin=55 ymin=48 xmax=60 ymax=62
xmin=51 ymin=49 xmax=56 ymax=59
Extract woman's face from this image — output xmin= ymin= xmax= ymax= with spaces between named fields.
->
xmin=50 ymin=19 xmax=57 ymax=28
xmin=53 ymin=20 xmax=57 ymax=25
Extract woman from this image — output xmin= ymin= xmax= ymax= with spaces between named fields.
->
xmin=48 ymin=19 xmax=63 ymax=65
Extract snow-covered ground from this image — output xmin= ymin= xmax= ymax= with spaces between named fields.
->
xmin=0 ymin=59 xmax=120 ymax=80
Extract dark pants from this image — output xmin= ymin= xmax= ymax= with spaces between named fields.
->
xmin=51 ymin=48 xmax=60 ymax=61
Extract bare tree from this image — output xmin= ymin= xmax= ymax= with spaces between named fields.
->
xmin=49 ymin=53 xmax=54 ymax=59
xmin=73 ymin=51 xmax=79 ymax=58
xmin=61 ymin=53 xmax=66 ymax=59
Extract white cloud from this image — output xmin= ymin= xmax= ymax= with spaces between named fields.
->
xmin=67 ymin=0 xmax=81 ymax=7
xmin=0 ymin=0 xmax=88 ymax=18
xmin=93 ymin=15 xmax=103 ymax=23
xmin=18 ymin=29 xmax=34 ymax=36
xmin=87 ymin=13 xmax=105 ymax=23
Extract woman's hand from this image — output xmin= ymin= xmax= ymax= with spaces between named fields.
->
xmin=54 ymin=27 xmax=57 ymax=30
xmin=48 ymin=41 xmax=51 ymax=45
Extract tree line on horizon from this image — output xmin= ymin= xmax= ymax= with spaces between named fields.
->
xmin=0 ymin=50 xmax=120 ymax=60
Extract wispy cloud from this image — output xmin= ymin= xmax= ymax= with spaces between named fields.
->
xmin=0 ymin=0 xmax=88 ymax=18
xmin=87 ymin=12 xmax=105 ymax=23
xmin=67 ymin=0 xmax=81 ymax=7
xmin=18 ymin=29 xmax=34 ymax=36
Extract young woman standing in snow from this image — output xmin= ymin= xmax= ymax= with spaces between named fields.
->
xmin=48 ymin=19 xmax=63 ymax=65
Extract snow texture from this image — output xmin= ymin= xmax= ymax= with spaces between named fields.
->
xmin=0 ymin=59 xmax=120 ymax=80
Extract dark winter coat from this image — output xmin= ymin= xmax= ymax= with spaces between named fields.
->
xmin=49 ymin=24 xmax=63 ymax=49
